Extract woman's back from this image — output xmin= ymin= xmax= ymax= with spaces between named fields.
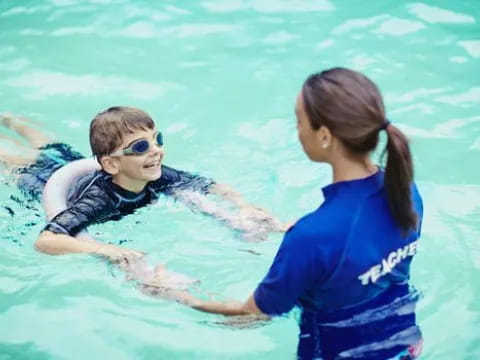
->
xmin=256 ymin=171 xmax=422 ymax=313
xmin=290 ymin=171 xmax=423 ymax=359
xmin=302 ymin=171 xmax=423 ymax=310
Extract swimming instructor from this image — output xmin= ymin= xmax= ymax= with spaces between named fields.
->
xmin=178 ymin=67 xmax=424 ymax=360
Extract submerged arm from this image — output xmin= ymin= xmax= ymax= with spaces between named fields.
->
xmin=173 ymin=184 xmax=286 ymax=240
xmin=148 ymin=280 xmax=267 ymax=317
xmin=211 ymin=183 xmax=287 ymax=233
xmin=209 ymin=183 xmax=251 ymax=208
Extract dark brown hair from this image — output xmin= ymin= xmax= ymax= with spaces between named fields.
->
xmin=89 ymin=106 xmax=155 ymax=159
xmin=302 ymin=67 xmax=417 ymax=233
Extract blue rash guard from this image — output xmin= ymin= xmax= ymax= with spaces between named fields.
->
xmin=254 ymin=171 xmax=423 ymax=360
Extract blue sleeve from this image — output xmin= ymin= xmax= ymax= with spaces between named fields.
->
xmin=43 ymin=185 xmax=112 ymax=236
xmin=254 ymin=226 xmax=324 ymax=316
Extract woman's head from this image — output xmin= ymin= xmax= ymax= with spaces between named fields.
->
xmin=297 ymin=67 xmax=385 ymax=161
xmin=296 ymin=67 xmax=417 ymax=234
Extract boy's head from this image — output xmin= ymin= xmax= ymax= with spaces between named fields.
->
xmin=90 ymin=106 xmax=164 ymax=191
xmin=90 ymin=106 xmax=155 ymax=159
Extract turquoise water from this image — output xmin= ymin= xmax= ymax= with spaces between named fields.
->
xmin=1 ymin=0 xmax=479 ymax=359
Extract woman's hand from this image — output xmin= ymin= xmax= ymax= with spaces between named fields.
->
xmin=281 ymin=220 xmax=296 ymax=232
xmin=142 ymin=265 xmax=199 ymax=289
xmin=94 ymin=243 xmax=145 ymax=265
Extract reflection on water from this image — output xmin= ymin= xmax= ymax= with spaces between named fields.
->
xmin=296 ymin=286 xmax=422 ymax=359
xmin=0 ymin=0 xmax=479 ymax=359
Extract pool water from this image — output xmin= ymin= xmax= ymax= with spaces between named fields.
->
xmin=1 ymin=0 xmax=479 ymax=359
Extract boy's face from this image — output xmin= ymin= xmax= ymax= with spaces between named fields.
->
xmin=104 ymin=127 xmax=164 ymax=192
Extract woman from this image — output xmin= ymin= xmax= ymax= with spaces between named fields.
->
xmin=180 ymin=68 xmax=424 ymax=359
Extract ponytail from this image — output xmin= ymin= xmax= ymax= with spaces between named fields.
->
xmin=300 ymin=67 xmax=418 ymax=234
xmin=382 ymin=123 xmax=417 ymax=234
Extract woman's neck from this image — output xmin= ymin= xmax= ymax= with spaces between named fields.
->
xmin=330 ymin=154 xmax=377 ymax=183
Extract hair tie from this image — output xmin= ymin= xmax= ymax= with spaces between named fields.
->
xmin=380 ymin=120 xmax=391 ymax=131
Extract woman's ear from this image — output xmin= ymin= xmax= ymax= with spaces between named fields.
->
xmin=99 ymin=156 xmax=119 ymax=175
xmin=316 ymin=125 xmax=333 ymax=149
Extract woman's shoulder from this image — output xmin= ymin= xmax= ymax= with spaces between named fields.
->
xmin=411 ymin=182 xmax=423 ymax=203
xmin=286 ymin=205 xmax=352 ymax=245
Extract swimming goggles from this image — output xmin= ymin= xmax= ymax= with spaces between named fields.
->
xmin=111 ymin=131 xmax=163 ymax=156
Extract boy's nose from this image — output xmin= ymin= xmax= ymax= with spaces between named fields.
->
xmin=152 ymin=143 xmax=164 ymax=157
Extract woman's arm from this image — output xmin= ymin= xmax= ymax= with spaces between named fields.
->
xmin=191 ymin=294 xmax=263 ymax=316
xmin=151 ymin=284 xmax=265 ymax=316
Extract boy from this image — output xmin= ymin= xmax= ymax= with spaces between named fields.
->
xmin=1 ymin=108 xmax=283 ymax=266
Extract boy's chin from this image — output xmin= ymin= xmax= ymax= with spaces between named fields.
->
xmin=145 ymin=169 xmax=162 ymax=181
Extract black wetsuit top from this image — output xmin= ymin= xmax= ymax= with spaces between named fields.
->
xmin=44 ymin=165 xmax=214 ymax=236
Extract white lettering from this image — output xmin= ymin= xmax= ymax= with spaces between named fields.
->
xmin=397 ymin=245 xmax=410 ymax=261
xmin=358 ymin=240 xmax=419 ymax=286
xmin=408 ymin=241 xmax=418 ymax=256
xmin=358 ymin=269 xmax=372 ymax=285
xmin=370 ymin=265 xmax=382 ymax=283
xmin=381 ymin=258 xmax=392 ymax=276
xmin=387 ymin=251 xmax=397 ymax=268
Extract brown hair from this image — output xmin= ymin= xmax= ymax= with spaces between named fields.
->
xmin=301 ymin=67 xmax=417 ymax=233
xmin=89 ymin=106 xmax=155 ymax=159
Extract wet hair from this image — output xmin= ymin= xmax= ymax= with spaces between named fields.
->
xmin=89 ymin=106 xmax=155 ymax=160
xmin=301 ymin=67 xmax=417 ymax=234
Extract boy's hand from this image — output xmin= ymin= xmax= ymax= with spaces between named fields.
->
xmin=238 ymin=205 xmax=284 ymax=232
xmin=239 ymin=205 xmax=270 ymax=220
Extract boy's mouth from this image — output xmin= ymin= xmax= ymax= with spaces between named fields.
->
xmin=144 ymin=160 xmax=161 ymax=169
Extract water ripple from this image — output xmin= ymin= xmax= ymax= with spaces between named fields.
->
xmin=435 ymin=87 xmax=480 ymax=106
xmin=408 ymin=3 xmax=476 ymax=24
xmin=202 ymin=0 xmax=334 ymax=13
xmin=374 ymin=17 xmax=426 ymax=36
xmin=458 ymin=40 xmax=480 ymax=58
xmin=6 ymin=70 xmax=183 ymax=100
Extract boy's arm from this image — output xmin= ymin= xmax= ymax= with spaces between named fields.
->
xmin=206 ymin=183 xmax=286 ymax=233
xmin=35 ymin=231 xmax=144 ymax=262
xmin=210 ymin=183 xmax=277 ymax=217
xmin=173 ymin=183 xmax=286 ymax=237
xmin=209 ymin=183 xmax=251 ymax=208
xmin=43 ymin=158 xmax=101 ymax=220
xmin=42 ymin=159 xmax=113 ymax=245
xmin=156 ymin=166 xmax=286 ymax=235
xmin=39 ymin=179 xmax=146 ymax=259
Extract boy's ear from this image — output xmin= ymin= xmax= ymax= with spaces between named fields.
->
xmin=99 ymin=155 xmax=120 ymax=175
